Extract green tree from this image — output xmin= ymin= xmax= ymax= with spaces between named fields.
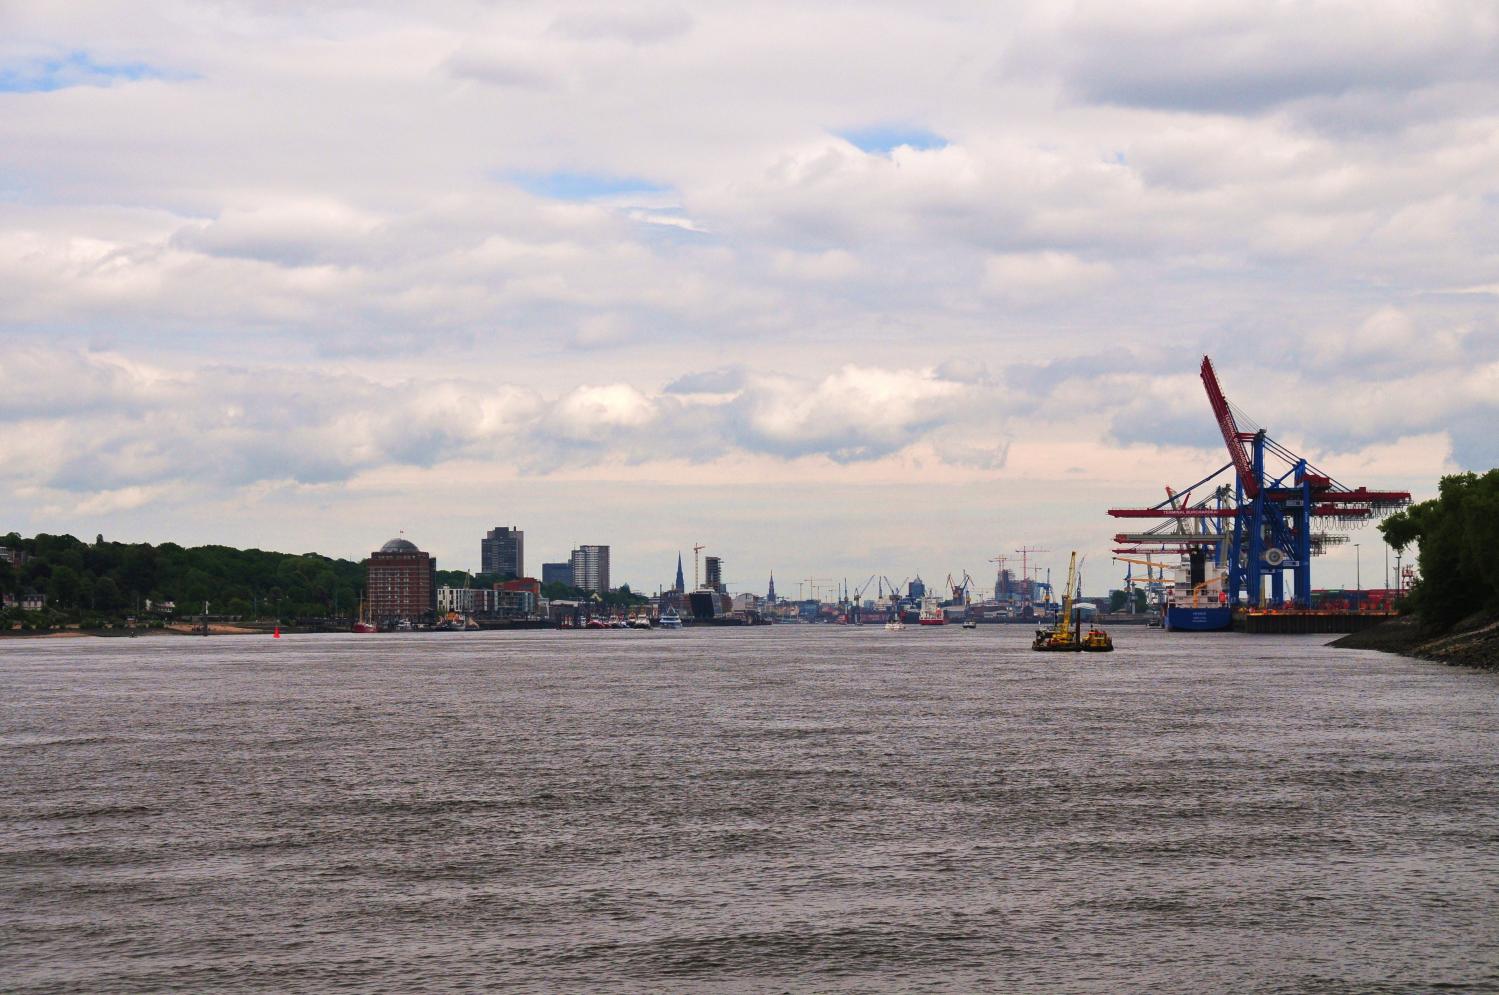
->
xmin=1379 ymin=469 xmax=1499 ymax=632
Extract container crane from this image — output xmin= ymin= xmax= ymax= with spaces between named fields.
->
xmin=1108 ymin=356 xmax=1411 ymax=609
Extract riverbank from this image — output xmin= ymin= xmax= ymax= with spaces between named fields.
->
xmin=1332 ymin=612 xmax=1499 ymax=670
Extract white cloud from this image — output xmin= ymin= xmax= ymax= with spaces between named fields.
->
xmin=982 ymin=251 xmax=1115 ymax=304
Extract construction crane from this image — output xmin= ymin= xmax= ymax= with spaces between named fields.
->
xmin=692 ymin=543 xmax=705 ymax=591
xmin=989 ymin=554 xmax=1010 ymax=602
xmin=1108 ymin=356 xmax=1411 ymax=609
xmin=800 ymin=578 xmax=836 ymax=602
xmin=1034 ymin=551 xmax=1080 ymax=650
xmin=1014 ymin=546 xmax=1049 ymax=605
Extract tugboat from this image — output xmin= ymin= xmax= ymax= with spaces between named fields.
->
xmin=1081 ymin=626 xmax=1114 ymax=652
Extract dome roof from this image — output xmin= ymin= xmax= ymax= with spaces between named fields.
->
xmin=380 ymin=537 xmax=419 ymax=553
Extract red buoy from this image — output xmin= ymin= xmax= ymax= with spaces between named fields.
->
xmin=273 ymin=627 xmax=280 ymax=638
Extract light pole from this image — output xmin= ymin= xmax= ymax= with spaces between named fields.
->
xmin=1354 ymin=543 xmax=1361 ymax=609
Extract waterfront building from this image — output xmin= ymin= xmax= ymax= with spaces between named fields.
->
xmin=367 ymin=537 xmax=436 ymax=626
xmin=480 ymin=526 xmax=524 ymax=580
xmin=437 ymin=586 xmax=499 ymax=615
xmin=732 ymin=592 xmax=762 ymax=613
xmin=569 ymin=545 xmax=610 ymax=593
xmin=705 ymin=555 xmax=724 ymax=593
xmin=498 ymin=577 xmax=542 ymax=604
xmin=542 ymin=562 xmax=573 ymax=588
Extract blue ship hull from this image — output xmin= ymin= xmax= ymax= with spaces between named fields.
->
xmin=1165 ymin=605 xmax=1233 ymax=632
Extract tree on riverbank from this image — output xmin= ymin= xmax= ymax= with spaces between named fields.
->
xmin=1379 ymin=468 xmax=1499 ymax=633
xmin=0 ymin=532 xmax=364 ymax=625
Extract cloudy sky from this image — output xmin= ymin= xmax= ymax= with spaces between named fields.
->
xmin=3 ymin=1 xmax=1495 ymax=595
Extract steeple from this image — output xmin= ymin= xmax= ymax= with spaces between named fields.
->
xmin=767 ymin=571 xmax=776 ymax=603
xmin=674 ymin=552 xmax=685 ymax=593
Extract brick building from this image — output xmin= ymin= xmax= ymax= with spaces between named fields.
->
xmin=367 ymin=537 xmax=436 ymax=626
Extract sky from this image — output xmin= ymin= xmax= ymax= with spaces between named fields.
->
xmin=2 ymin=1 xmax=1495 ymax=596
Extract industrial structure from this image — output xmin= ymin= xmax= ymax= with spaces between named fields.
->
xmin=1108 ymin=356 xmax=1410 ymax=622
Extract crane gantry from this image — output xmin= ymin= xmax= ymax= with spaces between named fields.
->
xmin=1107 ymin=356 xmax=1411 ymax=609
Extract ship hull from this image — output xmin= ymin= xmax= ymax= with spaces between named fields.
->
xmin=1165 ymin=605 xmax=1232 ymax=632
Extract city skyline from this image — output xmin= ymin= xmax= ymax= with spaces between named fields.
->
xmin=2 ymin=3 xmax=1493 ymax=593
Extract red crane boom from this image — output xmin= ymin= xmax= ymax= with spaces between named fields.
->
xmin=1200 ymin=355 xmax=1259 ymax=498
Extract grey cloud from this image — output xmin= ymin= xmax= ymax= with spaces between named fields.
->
xmin=1044 ymin=4 xmax=1499 ymax=115
xmin=548 ymin=6 xmax=692 ymax=44
xmin=662 ymin=366 xmax=748 ymax=394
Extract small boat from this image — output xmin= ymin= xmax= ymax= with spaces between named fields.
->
xmin=631 ymin=616 xmax=652 ymax=629
xmin=658 ymin=608 xmax=684 ymax=629
xmin=585 ymin=618 xmax=607 ymax=629
xmin=1081 ymin=627 xmax=1114 ymax=652
xmin=962 ymin=618 xmax=978 ymax=630
xmin=353 ymin=597 xmax=377 ymax=633
xmin=884 ymin=618 xmax=906 ymax=631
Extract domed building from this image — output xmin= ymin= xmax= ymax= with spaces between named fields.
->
xmin=366 ymin=535 xmax=436 ymax=628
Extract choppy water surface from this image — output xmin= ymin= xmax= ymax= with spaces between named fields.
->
xmin=4 ymin=627 xmax=1498 ymax=993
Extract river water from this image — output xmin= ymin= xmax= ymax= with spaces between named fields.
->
xmin=3 ymin=627 xmax=1497 ymax=993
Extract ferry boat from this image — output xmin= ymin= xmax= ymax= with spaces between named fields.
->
xmin=658 ymin=607 xmax=684 ymax=629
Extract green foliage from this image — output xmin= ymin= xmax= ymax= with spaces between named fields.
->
xmin=0 ymin=533 xmax=367 ymax=624
xmin=1378 ymin=469 xmax=1499 ymax=632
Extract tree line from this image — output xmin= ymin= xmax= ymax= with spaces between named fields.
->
xmin=1379 ymin=468 xmax=1499 ymax=633
xmin=1 ymin=532 xmax=648 ymax=629
xmin=1 ymin=532 xmax=365 ymax=626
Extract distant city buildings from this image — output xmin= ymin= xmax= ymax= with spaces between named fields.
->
xmin=480 ymin=526 xmax=523 ymax=579
xmin=367 ymin=537 xmax=436 ymax=625
xmin=704 ymin=555 xmax=724 ymax=593
xmin=542 ymin=562 xmax=574 ymax=588
xmin=569 ymin=545 xmax=610 ymax=593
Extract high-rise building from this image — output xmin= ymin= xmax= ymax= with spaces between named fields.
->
xmin=480 ymin=526 xmax=524 ymax=579
xmin=569 ymin=545 xmax=610 ymax=593
xmin=542 ymin=562 xmax=573 ymax=588
xmin=704 ymin=556 xmax=723 ymax=593
xmin=367 ymin=537 xmax=436 ymax=625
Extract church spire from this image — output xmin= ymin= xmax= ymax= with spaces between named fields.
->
xmin=767 ymin=571 xmax=776 ymax=603
xmin=674 ymin=552 xmax=685 ymax=593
